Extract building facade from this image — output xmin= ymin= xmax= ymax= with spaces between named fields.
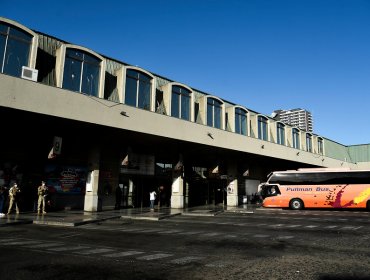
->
xmin=273 ymin=109 xmax=313 ymax=132
xmin=1 ymin=17 xmax=370 ymax=212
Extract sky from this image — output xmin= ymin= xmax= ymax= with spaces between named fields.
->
xmin=2 ymin=0 xmax=370 ymax=146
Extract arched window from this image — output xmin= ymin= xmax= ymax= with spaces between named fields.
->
xmin=235 ymin=108 xmax=247 ymax=135
xmin=292 ymin=128 xmax=300 ymax=149
xmin=207 ymin=98 xmax=222 ymax=128
xmin=125 ymin=69 xmax=152 ymax=110
xmin=171 ymin=85 xmax=191 ymax=120
xmin=0 ymin=21 xmax=33 ymax=77
xmin=277 ymin=123 xmax=285 ymax=145
xmin=318 ymin=137 xmax=324 ymax=154
xmin=306 ymin=133 xmax=313 ymax=152
xmin=62 ymin=48 xmax=101 ymax=96
xmin=258 ymin=116 xmax=268 ymax=141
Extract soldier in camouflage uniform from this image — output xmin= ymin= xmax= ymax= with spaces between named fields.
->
xmin=7 ymin=183 xmax=20 ymax=214
xmin=37 ymin=181 xmax=48 ymax=214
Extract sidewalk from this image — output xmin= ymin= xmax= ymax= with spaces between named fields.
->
xmin=0 ymin=204 xmax=260 ymax=227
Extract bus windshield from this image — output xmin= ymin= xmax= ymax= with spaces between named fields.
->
xmin=260 ymin=184 xmax=280 ymax=198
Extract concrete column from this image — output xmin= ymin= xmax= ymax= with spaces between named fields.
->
xmin=227 ymin=162 xmax=238 ymax=207
xmin=171 ymin=174 xmax=184 ymax=209
xmin=84 ymin=148 xmax=101 ymax=212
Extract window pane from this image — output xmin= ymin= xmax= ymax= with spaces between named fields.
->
xmin=171 ymin=92 xmax=180 ymax=118
xmin=0 ymin=34 xmax=6 ymax=71
xmin=318 ymin=138 xmax=323 ymax=154
xmin=293 ymin=129 xmax=300 ymax=149
xmin=263 ymin=123 xmax=267 ymax=140
xmin=3 ymin=37 xmax=30 ymax=77
xmin=139 ymin=72 xmax=151 ymax=83
xmin=66 ymin=49 xmax=83 ymax=61
xmin=125 ymin=76 xmax=137 ymax=106
xmin=306 ymin=135 xmax=312 ymax=152
xmin=63 ymin=56 xmax=82 ymax=92
xmin=81 ymin=62 xmax=100 ymax=96
xmin=214 ymin=105 xmax=221 ymax=128
xmin=277 ymin=123 xmax=285 ymax=145
xmin=235 ymin=108 xmax=247 ymax=135
xmin=83 ymin=54 xmax=100 ymax=65
xmin=0 ymin=23 xmax=8 ymax=33
xmin=241 ymin=114 xmax=247 ymax=135
xmin=235 ymin=115 xmax=240 ymax=134
xmin=138 ymin=80 xmax=151 ymax=110
xmin=127 ymin=69 xmax=138 ymax=79
xmin=258 ymin=116 xmax=268 ymax=140
xmin=207 ymin=103 xmax=213 ymax=126
xmin=181 ymin=94 xmax=190 ymax=120
xmin=9 ymin=27 xmax=33 ymax=43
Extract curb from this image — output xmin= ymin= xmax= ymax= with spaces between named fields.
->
xmin=32 ymin=215 xmax=122 ymax=227
xmin=121 ymin=212 xmax=181 ymax=221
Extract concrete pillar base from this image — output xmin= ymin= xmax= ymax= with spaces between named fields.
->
xmin=227 ymin=194 xmax=238 ymax=207
xmin=84 ymin=194 xmax=101 ymax=212
xmin=171 ymin=195 xmax=184 ymax=209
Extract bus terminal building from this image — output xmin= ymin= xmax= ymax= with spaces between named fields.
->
xmin=1 ymin=16 xmax=370 ymax=212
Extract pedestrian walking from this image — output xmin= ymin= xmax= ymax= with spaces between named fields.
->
xmin=7 ymin=183 xmax=20 ymax=214
xmin=149 ymin=189 xmax=157 ymax=210
xmin=37 ymin=181 xmax=48 ymax=214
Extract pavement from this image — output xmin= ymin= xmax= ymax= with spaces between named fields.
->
xmin=0 ymin=204 xmax=261 ymax=227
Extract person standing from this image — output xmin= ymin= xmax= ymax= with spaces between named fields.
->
xmin=149 ymin=189 xmax=157 ymax=210
xmin=37 ymin=181 xmax=48 ymax=214
xmin=114 ymin=185 xmax=122 ymax=210
xmin=7 ymin=183 xmax=20 ymax=214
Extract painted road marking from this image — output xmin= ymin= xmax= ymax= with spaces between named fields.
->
xmin=76 ymin=248 xmax=115 ymax=255
xmin=137 ymin=253 xmax=173 ymax=260
xmin=24 ymin=242 xmax=63 ymax=248
xmin=103 ymin=250 xmax=145 ymax=258
xmin=169 ymin=256 xmax=204 ymax=265
xmin=47 ymin=245 xmax=90 ymax=252
xmin=2 ymin=240 xmax=41 ymax=246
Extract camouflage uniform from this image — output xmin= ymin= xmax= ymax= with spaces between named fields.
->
xmin=7 ymin=183 xmax=20 ymax=214
xmin=37 ymin=182 xmax=48 ymax=214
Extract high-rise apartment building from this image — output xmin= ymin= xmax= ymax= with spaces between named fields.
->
xmin=272 ymin=108 xmax=313 ymax=132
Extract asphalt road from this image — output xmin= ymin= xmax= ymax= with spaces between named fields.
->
xmin=1 ymin=208 xmax=370 ymax=280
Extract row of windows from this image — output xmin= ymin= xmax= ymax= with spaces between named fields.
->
xmin=0 ymin=17 xmax=324 ymax=155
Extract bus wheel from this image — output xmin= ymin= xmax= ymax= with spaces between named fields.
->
xmin=366 ymin=201 xmax=370 ymax=211
xmin=290 ymin=198 xmax=304 ymax=210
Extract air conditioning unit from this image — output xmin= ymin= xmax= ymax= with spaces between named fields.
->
xmin=21 ymin=66 xmax=38 ymax=82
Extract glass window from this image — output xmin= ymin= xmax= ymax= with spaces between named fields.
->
xmin=277 ymin=123 xmax=285 ymax=145
xmin=306 ymin=134 xmax=312 ymax=152
xmin=235 ymin=108 xmax=247 ymax=135
xmin=125 ymin=69 xmax=152 ymax=110
xmin=318 ymin=138 xmax=323 ymax=154
xmin=63 ymin=49 xmax=101 ymax=97
xmin=0 ymin=22 xmax=32 ymax=77
xmin=171 ymin=85 xmax=191 ymax=120
xmin=63 ymin=56 xmax=82 ymax=92
xmin=292 ymin=128 xmax=300 ymax=149
xmin=171 ymin=89 xmax=180 ymax=118
xmin=207 ymin=98 xmax=222 ymax=128
xmin=125 ymin=75 xmax=137 ymax=106
xmin=258 ymin=116 xmax=268 ymax=141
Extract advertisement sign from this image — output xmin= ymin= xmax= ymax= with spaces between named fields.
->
xmin=45 ymin=164 xmax=87 ymax=194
